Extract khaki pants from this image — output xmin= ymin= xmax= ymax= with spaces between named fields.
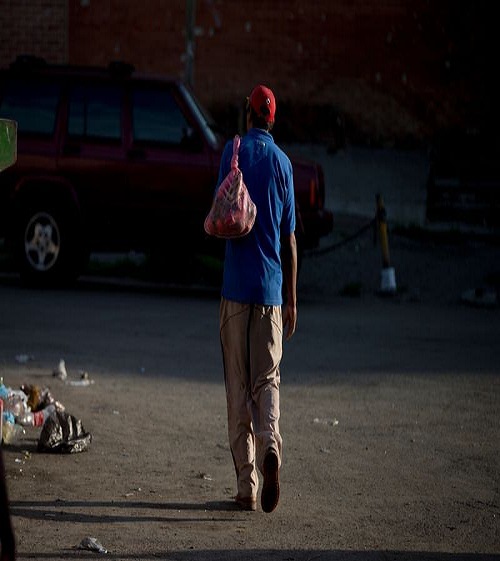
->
xmin=220 ymin=297 xmax=283 ymax=500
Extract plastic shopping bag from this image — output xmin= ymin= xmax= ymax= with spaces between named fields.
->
xmin=204 ymin=135 xmax=256 ymax=239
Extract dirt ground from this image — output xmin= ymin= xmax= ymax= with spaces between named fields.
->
xmin=1 ymin=217 xmax=499 ymax=560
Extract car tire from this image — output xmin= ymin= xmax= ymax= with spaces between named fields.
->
xmin=15 ymin=203 xmax=83 ymax=286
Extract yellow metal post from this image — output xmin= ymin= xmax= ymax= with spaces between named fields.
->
xmin=376 ymin=194 xmax=397 ymax=293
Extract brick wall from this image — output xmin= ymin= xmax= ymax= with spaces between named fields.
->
xmin=0 ymin=0 xmax=67 ymax=64
xmin=0 ymin=1 xmax=494 ymax=146
xmin=68 ymin=0 xmax=186 ymax=75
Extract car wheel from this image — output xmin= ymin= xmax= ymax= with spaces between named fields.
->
xmin=16 ymin=204 xmax=83 ymax=285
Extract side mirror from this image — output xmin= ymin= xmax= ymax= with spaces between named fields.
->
xmin=0 ymin=119 xmax=17 ymax=172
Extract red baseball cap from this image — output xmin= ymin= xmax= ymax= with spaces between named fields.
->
xmin=249 ymin=84 xmax=276 ymax=123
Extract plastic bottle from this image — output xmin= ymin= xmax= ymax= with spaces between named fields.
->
xmin=2 ymin=411 xmax=25 ymax=444
xmin=34 ymin=404 xmax=56 ymax=426
xmin=2 ymin=421 xmax=25 ymax=444
xmin=0 ymin=377 xmax=9 ymax=399
xmin=5 ymin=392 xmax=28 ymax=417
xmin=18 ymin=404 xmax=56 ymax=427
xmin=17 ymin=411 xmax=34 ymax=426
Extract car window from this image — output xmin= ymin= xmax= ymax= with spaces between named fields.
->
xmin=132 ymin=88 xmax=190 ymax=145
xmin=68 ymin=84 xmax=122 ymax=141
xmin=0 ymin=78 xmax=60 ymax=135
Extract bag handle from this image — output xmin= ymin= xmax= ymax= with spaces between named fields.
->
xmin=231 ymin=135 xmax=240 ymax=170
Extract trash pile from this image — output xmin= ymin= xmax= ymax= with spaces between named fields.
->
xmin=0 ymin=372 xmax=92 ymax=453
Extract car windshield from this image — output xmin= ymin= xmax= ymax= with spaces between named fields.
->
xmin=179 ymin=83 xmax=222 ymax=149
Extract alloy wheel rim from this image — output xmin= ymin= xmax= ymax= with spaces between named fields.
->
xmin=24 ymin=212 xmax=61 ymax=271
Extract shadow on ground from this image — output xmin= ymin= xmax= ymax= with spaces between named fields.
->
xmin=14 ymin=548 xmax=500 ymax=560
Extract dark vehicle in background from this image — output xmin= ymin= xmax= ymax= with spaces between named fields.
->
xmin=426 ymin=129 xmax=500 ymax=228
xmin=0 ymin=56 xmax=333 ymax=284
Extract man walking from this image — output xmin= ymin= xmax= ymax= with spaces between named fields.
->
xmin=217 ymin=84 xmax=297 ymax=513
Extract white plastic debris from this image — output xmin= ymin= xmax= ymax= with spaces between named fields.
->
xmin=313 ymin=417 xmax=339 ymax=427
xmin=67 ymin=373 xmax=94 ymax=387
xmin=15 ymin=354 xmax=34 ymax=364
xmin=77 ymin=537 xmax=108 ymax=554
xmin=53 ymin=359 xmax=68 ymax=380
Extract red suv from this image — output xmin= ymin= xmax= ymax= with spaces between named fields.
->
xmin=0 ymin=56 xmax=333 ymax=284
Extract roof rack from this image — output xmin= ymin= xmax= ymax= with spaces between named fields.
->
xmin=108 ymin=61 xmax=135 ymax=77
xmin=8 ymin=56 xmax=135 ymax=77
xmin=10 ymin=55 xmax=47 ymax=70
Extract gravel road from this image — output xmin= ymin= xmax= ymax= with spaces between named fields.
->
xmin=0 ymin=216 xmax=499 ymax=561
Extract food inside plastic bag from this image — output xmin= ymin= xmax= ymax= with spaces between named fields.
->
xmin=38 ymin=410 xmax=92 ymax=453
xmin=20 ymin=383 xmax=61 ymax=413
xmin=204 ymin=135 xmax=256 ymax=239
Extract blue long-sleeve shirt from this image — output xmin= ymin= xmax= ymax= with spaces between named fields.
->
xmin=216 ymin=128 xmax=295 ymax=305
